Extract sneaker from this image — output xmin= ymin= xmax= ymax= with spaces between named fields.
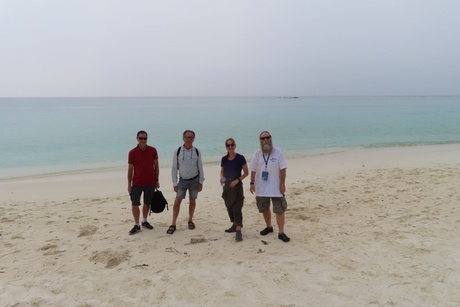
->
xmin=235 ymin=230 xmax=243 ymax=242
xmin=260 ymin=226 xmax=273 ymax=236
xmin=225 ymin=225 xmax=237 ymax=233
xmin=129 ymin=225 xmax=141 ymax=235
xmin=278 ymin=233 xmax=290 ymax=242
xmin=142 ymin=221 xmax=153 ymax=229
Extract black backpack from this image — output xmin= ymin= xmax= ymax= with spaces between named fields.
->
xmin=149 ymin=190 xmax=168 ymax=215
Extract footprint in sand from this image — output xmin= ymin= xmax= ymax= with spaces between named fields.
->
xmin=39 ymin=244 xmax=65 ymax=256
xmin=78 ymin=225 xmax=98 ymax=237
xmin=89 ymin=249 xmax=131 ymax=268
xmin=188 ymin=236 xmax=207 ymax=244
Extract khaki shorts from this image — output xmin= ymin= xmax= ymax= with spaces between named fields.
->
xmin=256 ymin=196 xmax=287 ymax=214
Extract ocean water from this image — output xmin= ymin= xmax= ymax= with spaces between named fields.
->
xmin=1 ymin=96 xmax=460 ymax=180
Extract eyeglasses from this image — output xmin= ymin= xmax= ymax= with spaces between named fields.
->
xmin=226 ymin=143 xmax=235 ymax=147
xmin=138 ymin=137 xmax=148 ymax=140
xmin=260 ymin=136 xmax=271 ymax=140
xmin=184 ymin=136 xmax=194 ymax=139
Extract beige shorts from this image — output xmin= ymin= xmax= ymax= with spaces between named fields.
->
xmin=256 ymin=196 xmax=287 ymax=214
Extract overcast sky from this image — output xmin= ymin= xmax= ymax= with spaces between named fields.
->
xmin=1 ymin=1 xmax=459 ymax=97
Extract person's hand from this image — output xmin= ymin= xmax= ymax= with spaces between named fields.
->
xmin=250 ymin=184 xmax=255 ymax=194
xmin=128 ymin=185 xmax=132 ymax=194
xmin=198 ymin=183 xmax=203 ymax=192
xmin=155 ymin=181 xmax=160 ymax=189
xmin=280 ymin=183 xmax=286 ymax=195
xmin=173 ymin=186 xmax=178 ymax=192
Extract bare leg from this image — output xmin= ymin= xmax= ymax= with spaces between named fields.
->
xmin=262 ymin=210 xmax=272 ymax=227
xmin=132 ymin=205 xmax=140 ymax=224
xmin=188 ymin=199 xmax=196 ymax=221
xmin=142 ymin=203 xmax=149 ymax=219
xmin=172 ymin=198 xmax=182 ymax=225
xmin=276 ymin=213 xmax=285 ymax=233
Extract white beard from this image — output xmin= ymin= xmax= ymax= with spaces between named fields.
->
xmin=262 ymin=143 xmax=272 ymax=154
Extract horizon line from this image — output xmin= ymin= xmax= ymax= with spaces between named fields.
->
xmin=1 ymin=94 xmax=459 ymax=99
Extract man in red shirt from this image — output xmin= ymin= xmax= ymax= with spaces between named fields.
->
xmin=127 ymin=130 xmax=160 ymax=235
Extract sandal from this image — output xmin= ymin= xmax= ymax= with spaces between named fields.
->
xmin=188 ymin=221 xmax=195 ymax=230
xmin=166 ymin=225 xmax=176 ymax=234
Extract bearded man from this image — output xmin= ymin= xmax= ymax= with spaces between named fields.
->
xmin=249 ymin=131 xmax=290 ymax=242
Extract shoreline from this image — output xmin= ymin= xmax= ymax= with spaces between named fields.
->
xmin=1 ymin=143 xmax=460 ymax=184
xmin=2 ymin=144 xmax=460 ymax=204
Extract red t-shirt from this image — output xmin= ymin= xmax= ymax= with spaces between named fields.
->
xmin=128 ymin=145 xmax=158 ymax=186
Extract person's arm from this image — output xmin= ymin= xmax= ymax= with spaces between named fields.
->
xmin=127 ymin=164 xmax=134 ymax=194
xmin=231 ymin=163 xmax=249 ymax=188
xmin=278 ymin=149 xmax=288 ymax=196
xmin=220 ymin=166 xmax=225 ymax=185
xmin=171 ymin=149 xmax=178 ymax=187
xmin=154 ymin=159 xmax=160 ymax=189
xmin=240 ymin=163 xmax=249 ymax=182
xmin=248 ymin=151 xmax=258 ymax=194
xmin=249 ymin=170 xmax=256 ymax=194
xmin=280 ymin=168 xmax=286 ymax=195
xmin=197 ymin=149 xmax=204 ymax=192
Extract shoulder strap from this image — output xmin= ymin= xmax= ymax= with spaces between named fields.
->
xmin=177 ymin=146 xmax=199 ymax=156
xmin=176 ymin=147 xmax=181 ymax=169
xmin=176 ymin=146 xmax=200 ymax=170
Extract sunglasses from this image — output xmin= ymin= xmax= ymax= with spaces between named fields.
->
xmin=260 ymin=136 xmax=271 ymax=140
xmin=226 ymin=143 xmax=235 ymax=147
xmin=138 ymin=137 xmax=148 ymax=140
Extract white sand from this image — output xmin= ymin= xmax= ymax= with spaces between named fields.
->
xmin=1 ymin=145 xmax=460 ymax=306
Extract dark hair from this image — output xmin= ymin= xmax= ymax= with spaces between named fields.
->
xmin=259 ymin=131 xmax=271 ymax=138
xmin=183 ymin=130 xmax=195 ymax=138
xmin=137 ymin=130 xmax=148 ymax=137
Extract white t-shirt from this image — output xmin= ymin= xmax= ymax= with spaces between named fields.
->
xmin=249 ymin=147 xmax=287 ymax=197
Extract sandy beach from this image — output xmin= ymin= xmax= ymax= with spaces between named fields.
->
xmin=1 ymin=145 xmax=460 ymax=306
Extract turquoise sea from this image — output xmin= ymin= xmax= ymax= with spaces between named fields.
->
xmin=1 ymin=96 xmax=459 ymax=180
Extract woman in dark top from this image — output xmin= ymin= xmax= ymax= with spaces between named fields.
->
xmin=220 ymin=138 xmax=249 ymax=242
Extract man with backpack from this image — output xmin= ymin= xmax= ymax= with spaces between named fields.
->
xmin=127 ymin=130 xmax=160 ymax=235
xmin=167 ymin=130 xmax=205 ymax=234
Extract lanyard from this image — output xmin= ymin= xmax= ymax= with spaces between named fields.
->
xmin=262 ymin=153 xmax=270 ymax=170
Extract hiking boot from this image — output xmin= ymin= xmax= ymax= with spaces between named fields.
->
xmin=225 ymin=225 xmax=237 ymax=233
xmin=235 ymin=230 xmax=243 ymax=242
xmin=142 ymin=221 xmax=153 ymax=229
xmin=259 ymin=226 xmax=273 ymax=236
xmin=129 ymin=225 xmax=141 ymax=235
xmin=278 ymin=232 xmax=290 ymax=242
